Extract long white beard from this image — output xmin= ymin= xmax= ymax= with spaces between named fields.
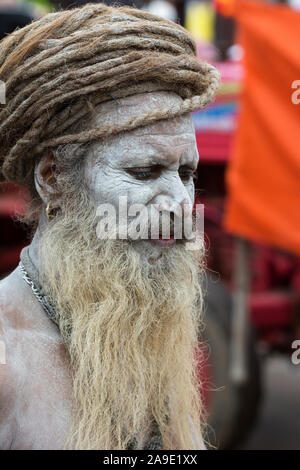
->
xmin=38 ymin=191 xmax=206 ymax=449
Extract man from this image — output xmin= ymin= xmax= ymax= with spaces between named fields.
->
xmin=0 ymin=3 xmax=220 ymax=449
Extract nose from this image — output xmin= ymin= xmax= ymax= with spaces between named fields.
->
xmin=152 ymin=174 xmax=194 ymax=218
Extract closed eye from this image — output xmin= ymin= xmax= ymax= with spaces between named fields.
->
xmin=125 ymin=165 xmax=197 ymax=183
xmin=125 ymin=165 xmax=163 ymax=180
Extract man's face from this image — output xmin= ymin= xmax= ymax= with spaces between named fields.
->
xmin=83 ymin=91 xmax=199 ymax=258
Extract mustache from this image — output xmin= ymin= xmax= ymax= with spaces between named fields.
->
xmin=125 ymin=212 xmax=195 ymax=241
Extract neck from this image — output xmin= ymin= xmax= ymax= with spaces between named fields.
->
xmin=27 ymin=210 xmax=49 ymax=276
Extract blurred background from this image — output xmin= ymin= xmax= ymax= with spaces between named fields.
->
xmin=1 ymin=0 xmax=300 ymax=450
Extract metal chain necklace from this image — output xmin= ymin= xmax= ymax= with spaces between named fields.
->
xmin=19 ymin=261 xmax=59 ymax=327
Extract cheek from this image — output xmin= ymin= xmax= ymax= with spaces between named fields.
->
xmin=84 ymin=164 xmax=155 ymax=208
xmin=125 ymin=181 xmax=157 ymax=207
xmin=84 ymin=164 xmax=116 ymax=205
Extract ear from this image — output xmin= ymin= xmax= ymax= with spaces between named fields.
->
xmin=34 ymin=151 xmax=59 ymax=205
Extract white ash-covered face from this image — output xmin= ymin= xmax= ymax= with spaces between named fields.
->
xmin=83 ymin=91 xmax=199 ymax=260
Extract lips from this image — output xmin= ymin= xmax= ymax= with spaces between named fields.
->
xmin=150 ymin=237 xmax=176 ymax=248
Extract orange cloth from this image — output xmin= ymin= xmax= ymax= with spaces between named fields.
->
xmin=224 ymin=0 xmax=300 ymax=255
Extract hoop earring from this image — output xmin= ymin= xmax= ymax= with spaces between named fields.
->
xmin=45 ymin=202 xmax=55 ymax=221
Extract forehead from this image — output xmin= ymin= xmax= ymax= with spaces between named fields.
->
xmin=88 ymin=91 xmax=198 ymax=165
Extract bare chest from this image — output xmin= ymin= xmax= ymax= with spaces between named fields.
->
xmin=6 ymin=328 xmax=72 ymax=450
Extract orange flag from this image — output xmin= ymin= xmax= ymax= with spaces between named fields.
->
xmin=224 ymin=0 xmax=300 ymax=255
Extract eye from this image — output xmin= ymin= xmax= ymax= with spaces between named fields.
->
xmin=179 ymin=166 xmax=197 ymax=183
xmin=126 ymin=165 xmax=162 ymax=180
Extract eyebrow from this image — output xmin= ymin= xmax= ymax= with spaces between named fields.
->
xmin=118 ymin=142 xmax=198 ymax=168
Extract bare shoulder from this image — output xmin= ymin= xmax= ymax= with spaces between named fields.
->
xmin=0 ymin=267 xmax=56 ymax=446
xmin=0 ymin=269 xmax=22 ymax=448
xmin=0 ymin=268 xmax=71 ymax=449
xmin=0 ymin=269 xmax=20 ymax=388
xmin=0 ymin=267 xmax=30 ymax=349
xmin=0 ymin=265 xmax=59 ymax=387
xmin=0 ymin=266 xmax=56 ymax=448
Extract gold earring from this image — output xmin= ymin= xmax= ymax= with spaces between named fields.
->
xmin=45 ymin=202 xmax=54 ymax=221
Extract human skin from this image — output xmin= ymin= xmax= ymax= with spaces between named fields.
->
xmin=0 ymin=91 xmax=202 ymax=449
